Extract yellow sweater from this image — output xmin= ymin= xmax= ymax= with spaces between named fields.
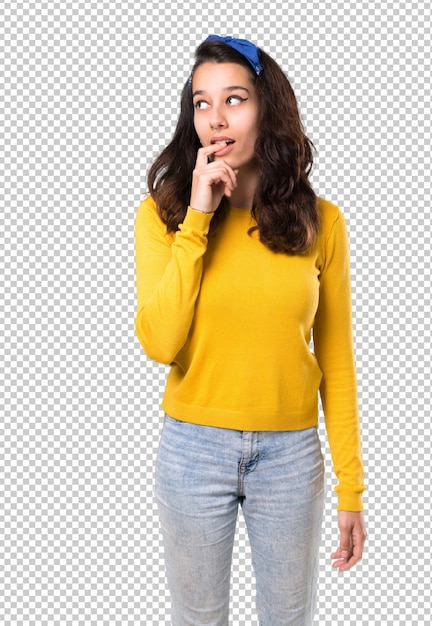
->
xmin=135 ymin=195 xmax=365 ymax=511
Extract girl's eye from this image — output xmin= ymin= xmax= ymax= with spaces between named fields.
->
xmin=194 ymin=96 xmax=247 ymax=109
xmin=194 ymin=100 xmax=210 ymax=110
xmin=227 ymin=95 xmax=247 ymax=106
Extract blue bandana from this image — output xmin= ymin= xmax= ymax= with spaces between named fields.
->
xmin=205 ymin=35 xmax=263 ymax=75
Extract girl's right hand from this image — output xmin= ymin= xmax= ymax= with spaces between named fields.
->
xmin=190 ymin=145 xmax=238 ymax=214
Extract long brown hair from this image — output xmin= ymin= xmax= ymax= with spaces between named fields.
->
xmin=148 ymin=39 xmax=319 ymax=254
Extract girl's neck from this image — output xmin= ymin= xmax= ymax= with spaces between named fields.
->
xmin=229 ymin=163 xmax=258 ymax=209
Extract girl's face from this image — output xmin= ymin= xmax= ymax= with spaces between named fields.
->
xmin=192 ymin=62 xmax=259 ymax=173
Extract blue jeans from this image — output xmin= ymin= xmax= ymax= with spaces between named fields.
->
xmin=155 ymin=416 xmax=325 ymax=626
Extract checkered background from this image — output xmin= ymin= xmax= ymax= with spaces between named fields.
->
xmin=0 ymin=1 xmax=431 ymax=624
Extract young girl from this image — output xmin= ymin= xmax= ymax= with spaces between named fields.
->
xmin=135 ymin=35 xmax=366 ymax=626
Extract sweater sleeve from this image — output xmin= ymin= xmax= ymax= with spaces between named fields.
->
xmin=313 ymin=209 xmax=366 ymax=511
xmin=135 ymin=197 xmax=213 ymax=364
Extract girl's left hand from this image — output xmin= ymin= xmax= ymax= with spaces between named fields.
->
xmin=331 ymin=510 xmax=367 ymax=571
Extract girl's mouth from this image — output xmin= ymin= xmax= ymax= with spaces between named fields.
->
xmin=211 ymin=139 xmax=236 ymax=156
xmin=212 ymin=139 xmax=235 ymax=146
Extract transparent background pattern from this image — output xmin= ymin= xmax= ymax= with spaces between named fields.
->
xmin=0 ymin=1 xmax=431 ymax=624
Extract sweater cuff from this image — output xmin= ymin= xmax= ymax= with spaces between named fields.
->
xmin=337 ymin=490 xmax=364 ymax=512
xmin=183 ymin=206 xmax=214 ymax=232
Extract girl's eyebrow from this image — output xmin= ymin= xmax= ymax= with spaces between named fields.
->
xmin=224 ymin=86 xmax=250 ymax=93
xmin=192 ymin=86 xmax=251 ymax=98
